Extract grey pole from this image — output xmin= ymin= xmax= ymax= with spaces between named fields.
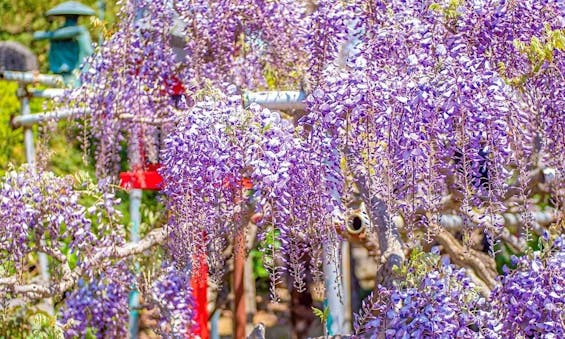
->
xmin=210 ymin=309 xmax=221 ymax=339
xmin=342 ymin=241 xmax=353 ymax=332
xmin=11 ymin=108 xmax=88 ymax=128
xmin=1 ymin=71 xmax=63 ymax=86
xmin=11 ymin=90 xmax=308 ymax=128
xmin=19 ymin=86 xmax=36 ymax=165
xmin=97 ymin=0 xmax=106 ymax=45
xmin=27 ymin=88 xmax=66 ymax=98
xmin=18 ymin=84 xmax=52 ymax=313
xmin=243 ymin=90 xmax=306 ymax=111
xmin=323 ymin=240 xmax=346 ymax=335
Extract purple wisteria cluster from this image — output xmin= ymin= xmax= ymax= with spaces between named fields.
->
xmin=70 ymin=0 xmax=311 ymax=178
xmin=149 ymin=265 xmax=194 ymax=337
xmin=355 ymin=241 xmax=565 ymax=338
xmin=305 ymin=0 xmax=564 ymax=236
xmin=487 ymin=238 xmax=565 ymax=337
xmin=70 ymin=0 xmax=188 ymax=176
xmin=0 ymin=167 xmax=130 ymax=335
xmin=159 ymin=87 xmax=343 ymax=292
xmin=59 ymin=262 xmax=132 ymax=338
xmin=302 ymin=0 xmax=357 ymax=85
xmin=0 ymin=166 xmax=122 ymax=278
xmin=354 ymin=249 xmax=486 ymax=337
xmin=176 ymin=0 xmax=306 ymax=89
xmin=37 ymin=0 xmax=563 ymax=335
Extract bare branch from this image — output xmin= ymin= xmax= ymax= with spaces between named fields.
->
xmin=435 ymin=229 xmax=498 ymax=294
xmin=0 ymin=227 xmax=167 ymax=300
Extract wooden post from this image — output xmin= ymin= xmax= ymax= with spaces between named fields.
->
xmin=234 ymin=227 xmax=246 ymax=339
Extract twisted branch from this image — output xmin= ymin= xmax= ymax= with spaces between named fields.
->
xmin=0 ymin=227 xmax=167 ymax=300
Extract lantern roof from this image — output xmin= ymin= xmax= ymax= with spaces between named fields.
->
xmin=46 ymin=1 xmax=96 ymax=17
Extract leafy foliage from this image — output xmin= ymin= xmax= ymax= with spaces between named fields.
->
xmin=0 ymin=82 xmax=25 ymax=175
xmin=0 ymin=307 xmax=64 ymax=339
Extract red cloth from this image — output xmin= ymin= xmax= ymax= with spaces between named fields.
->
xmin=190 ymin=255 xmax=209 ymax=339
xmin=119 ymin=164 xmax=163 ymax=190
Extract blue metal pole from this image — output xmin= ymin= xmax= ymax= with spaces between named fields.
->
xmin=210 ymin=309 xmax=220 ymax=339
xmin=128 ymin=188 xmax=142 ymax=339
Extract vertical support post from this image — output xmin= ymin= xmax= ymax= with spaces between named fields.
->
xmin=342 ymin=241 xmax=352 ymax=332
xmin=19 ymin=84 xmax=51 ymax=305
xmin=128 ymin=188 xmax=142 ymax=339
xmin=21 ymin=93 xmax=36 ymax=165
xmin=244 ymin=222 xmax=258 ymax=335
xmin=234 ymin=228 xmax=246 ymax=339
xmin=97 ymin=0 xmax=106 ymax=45
xmin=322 ymin=143 xmax=348 ymax=335
xmin=323 ymin=239 xmax=346 ymax=335
xmin=210 ymin=308 xmax=220 ymax=339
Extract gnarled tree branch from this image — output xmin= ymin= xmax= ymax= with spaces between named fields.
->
xmin=0 ymin=227 xmax=167 ymax=300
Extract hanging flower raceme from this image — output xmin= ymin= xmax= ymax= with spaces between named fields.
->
xmin=69 ymin=0 xmax=188 ymax=177
xmin=305 ymin=0 xmax=563 ymax=240
xmin=0 ymin=167 xmax=123 ymax=279
xmin=149 ymin=264 xmax=194 ymax=337
xmin=354 ymin=240 xmax=565 ymax=338
xmin=159 ymin=87 xmax=343 ymax=291
xmin=176 ymin=0 xmax=307 ymax=89
xmin=487 ymin=238 xmax=565 ymax=337
xmin=303 ymin=0 xmax=358 ymax=85
xmin=466 ymin=0 xmax=565 ymax=174
xmin=354 ymin=249 xmax=487 ymax=337
xmin=59 ymin=262 xmax=132 ymax=339
xmin=0 ymin=167 xmax=133 ymax=336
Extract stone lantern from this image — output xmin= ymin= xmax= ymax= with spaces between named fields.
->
xmin=33 ymin=1 xmax=96 ymax=85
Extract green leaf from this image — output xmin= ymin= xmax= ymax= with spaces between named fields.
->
xmin=429 ymin=3 xmax=442 ymax=12
xmin=553 ymin=31 xmax=565 ymax=50
xmin=312 ymin=306 xmax=325 ymax=320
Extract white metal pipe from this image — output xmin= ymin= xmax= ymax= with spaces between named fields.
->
xmin=27 ymin=88 xmax=66 ymax=98
xmin=244 ymin=91 xmax=306 ymax=111
xmin=21 ymin=95 xmax=36 ymax=164
xmin=1 ymin=71 xmax=63 ymax=87
xmin=341 ymin=241 xmax=352 ymax=333
xmin=11 ymin=91 xmax=308 ymax=128
xmin=11 ymin=108 xmax=90 ymax=128
xmin=323 ymin=240 xmax=346 ymax=335
xmin=437 ymin=211 xmax=555 ymax=231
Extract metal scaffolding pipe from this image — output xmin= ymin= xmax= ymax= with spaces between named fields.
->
xmin=10 ymin=90 xmax=308 ymax=128
xmin=11 ymin=108 xmax=89 ymax=128
xmin=244 ymin=91 xmax=307 ymax=111
xmin=27 ymin=88 xmax=66 ymax=98
xmin=323 ymin=240 xmax=346 ymax=335
xmin=1 ymin=70 xmax=63 ymax=87
xmin=20 ymin=91 xmax=36 ymax=165
xmin=233 ymin=229 xmax=246 ymax=339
